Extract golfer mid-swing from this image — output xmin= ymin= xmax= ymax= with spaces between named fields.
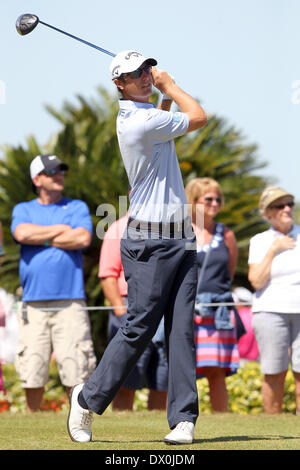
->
xmin=67 ymin=50 xmax=207 ymax=445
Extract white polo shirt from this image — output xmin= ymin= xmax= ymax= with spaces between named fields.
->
xmin=248 ymin=224 xmax=300 ymax=313
xmin=116 ymin=100 xmax=189 ymax=223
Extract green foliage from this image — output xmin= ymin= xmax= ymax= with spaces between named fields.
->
xmin=197 ymin=362 xmax=297 ymax=415
xmin=0 ymin=89 xmax=127 ymax=357
xmin=1 ymin=361 xmax=67 ymax=413
xmin=0 ymin=138 xmax=42 ymax=294
xmin=175 ymin=114 xmax=270 ymax=284
xmin=2 ymin=361 xmax=297 ymax=415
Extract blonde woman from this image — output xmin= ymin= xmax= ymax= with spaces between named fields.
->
xmin=248 ymin=186 xmax=300 ymax=413
xmin=185 ymin=177 xmax=239 ymax=412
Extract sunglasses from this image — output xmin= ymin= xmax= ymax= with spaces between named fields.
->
xmin=270 ymin=201 xmax=295 ymax=210
xmin=203 ymin=196 xmax=222 ymax=205
xmin=122 ymin=64 xmax=152 ymax=79
xmin=41 ymin=167 xmax=67 ymax=177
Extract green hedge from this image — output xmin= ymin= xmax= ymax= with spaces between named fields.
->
xmin=196 ymin=361 xmax=297 ymax=414
xmin=0 ymin=361 xmax=297 ymax=413
xmin=135 ymin=361 xmax=297 ymax=414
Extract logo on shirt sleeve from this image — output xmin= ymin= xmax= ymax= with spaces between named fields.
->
xmin=172 ymin=112 xmax=182 ymax=123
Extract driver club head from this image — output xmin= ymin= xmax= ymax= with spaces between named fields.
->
xmin=16 ymin=13 xmax=116 ymax=57
xmin=16 ymin=14 xmax=39 ymax=36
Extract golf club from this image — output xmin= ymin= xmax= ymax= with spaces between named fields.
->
xmin=16 ymin=13 xmax=116 ymax=57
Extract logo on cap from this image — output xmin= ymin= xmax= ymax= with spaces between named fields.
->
xmin=124 ymin=51 xmax=142 ymax=60
xmin=112 ymin=65 xmax=121 ymax=76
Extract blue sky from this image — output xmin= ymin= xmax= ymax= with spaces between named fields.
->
xmin=1 ymin=0 xmax=300 ymax=199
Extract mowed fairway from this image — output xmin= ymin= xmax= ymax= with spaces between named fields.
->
xmin=0 ymin=410 xmax=300 ymax=451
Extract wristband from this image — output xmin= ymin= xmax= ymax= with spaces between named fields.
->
xmin=44 ymin=240 xmax=50 ymax=247
xmin=161 ymin=93 xmax=172 ymax=101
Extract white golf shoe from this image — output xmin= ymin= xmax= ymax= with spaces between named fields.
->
xmin=164 ymin=421 xmax=194 ymax=444
xmin=67 ymin=384 xmax=93 ymax=442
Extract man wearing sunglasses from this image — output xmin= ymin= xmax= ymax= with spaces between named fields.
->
xmin=11 ymin=154 xmax=96 ymax=412
xmin=68 ymin=50 xmax=207 ymax=444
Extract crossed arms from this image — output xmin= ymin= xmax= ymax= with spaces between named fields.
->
xmin=13 ymin=223 xmax=91 ymax=250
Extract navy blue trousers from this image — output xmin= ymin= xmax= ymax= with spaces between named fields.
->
xmin=82 ymin=227 xmax=199 ymax=429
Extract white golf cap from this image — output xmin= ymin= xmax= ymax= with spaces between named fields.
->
xmin=110 ymin=50 xmax=157 ymax=79
xmin=30 ymin=154 xmax=69 ymax=180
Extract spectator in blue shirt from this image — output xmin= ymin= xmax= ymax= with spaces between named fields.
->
xmin=11 ymin=154 xmax=96 ymax=412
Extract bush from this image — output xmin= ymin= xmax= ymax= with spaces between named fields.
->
xmin=0 ymin=361 xmax=68 ymax=413
xmin=197 ymin=361 xmax=297 ymax=414
xmin=0 ymin=361 xmax=297 ymax=414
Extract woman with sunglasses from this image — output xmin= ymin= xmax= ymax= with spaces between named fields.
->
xmin=185 ymin=177 xmax=239 ymax=412
xmin=248 ymin=186 xmax=300 ymax=414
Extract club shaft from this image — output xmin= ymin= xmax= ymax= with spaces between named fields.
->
xmin=39 ymin=20 xmax=116 ymax=57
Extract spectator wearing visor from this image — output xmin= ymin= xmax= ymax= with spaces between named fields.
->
xmin=248 ymin=186 xmax=300 ymax=413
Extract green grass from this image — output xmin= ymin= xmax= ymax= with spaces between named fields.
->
xmin=0 ymin=410 xmax=300 ymax=451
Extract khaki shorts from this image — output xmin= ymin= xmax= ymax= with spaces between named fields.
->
xmin=15 ymin=299 xmax=97 ymax=388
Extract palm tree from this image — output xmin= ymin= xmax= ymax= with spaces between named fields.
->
xmin=175 ymin=113 xmax=270 ymax=284
xmin=0 ymin=137 xmax=43 ymax=294
xmin=0 ymin=89 xmax=127 ymax=357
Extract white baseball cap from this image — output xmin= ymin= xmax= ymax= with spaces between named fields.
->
xmin=110 ymin=50 xmax=157 ymax=79
xmin=30 ymin=154 xmax=69 ymax=180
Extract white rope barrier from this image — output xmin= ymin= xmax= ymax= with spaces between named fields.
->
xmin=19 ymin=301 xmax=252 ymax=312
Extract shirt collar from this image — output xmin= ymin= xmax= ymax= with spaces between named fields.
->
xmin=118 ymin=100 xmax=155 ymax=110
xmin=270 ymin=224 xmax=295 ymax=237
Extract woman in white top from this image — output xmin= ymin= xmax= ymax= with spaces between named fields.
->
xmin=248 ymin=186 xmax=300 ymax=414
